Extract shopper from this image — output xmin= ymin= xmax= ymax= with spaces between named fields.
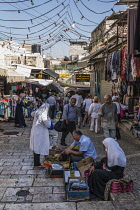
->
xmin=71 ymin=91 xmax=83 ymax=128
xmin=63 ymin=92 xmax=71 ymax=106
xmin=88 ymin=96 xmax=101 ymax=133
xmin=30 ymin=102 xmax=52 ymax=169
xmin=47 ymin=93 xmax=56 ymax=119
xmin=98 ymin=95 xmax=118 ymax=138
xmin=88 ymin=137 xmax=126 ymax=200
xmin=15 ymin=96 xmax=27 ymax=127
xmin=60 ymin=98 xmax=77 ymax=146
xmin=82 ymin=94 xmax=93 ymax=127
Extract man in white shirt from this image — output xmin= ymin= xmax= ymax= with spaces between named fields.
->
xmin=71 ymin=91 xmax=83 ymax=128
xmin=82 ymin=94 xmax=93 ymax=127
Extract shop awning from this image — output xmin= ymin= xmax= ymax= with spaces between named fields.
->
xmin=43 ymin=69 xmax=59 ymax=79
xmin=0 ymin=66 xmax=25 ymax=83
xmin=25 ymin=79 xmax=53 ymax=86
xmin=15 ymin=65 xmax=32 ymax=77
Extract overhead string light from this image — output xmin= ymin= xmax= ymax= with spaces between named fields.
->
xmin=31 ymin=0 xmax=34 ymax=6
xmin=27 ymin=34 xmax=29 ymax=39
xmin=71 ymin=22 xmax=75 ymax=28
xmin=30 ymin=19 xmax=33 ymax=24
xmin=62 ymin=20 xmax=66 ymax=24
xmin=81 ymin=15 xmax=84 ymax=20
xmin=80 ymin=0 xmax=114 ymax=14
xmin=28 ymin=27 xmax=30 ymax=32
xmin=39 ymin=35 xmax=41 ymax=39
xmin=54 ymin=22 xmax=58 ymax=26
xmin=111 ymin=8 xmax=115 ymax=13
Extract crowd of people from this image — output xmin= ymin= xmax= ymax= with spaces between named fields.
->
xmin=27 ymin=90 xmax=127 ymax=200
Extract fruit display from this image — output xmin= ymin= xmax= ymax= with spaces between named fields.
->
xmin=43 ymin=154 xmax=70 ymax=168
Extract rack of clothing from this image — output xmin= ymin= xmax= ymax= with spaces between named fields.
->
xmin=105 ymin=49 xmax=140 ymax=82
xmin=0 ymin=101 xmax=11 ymax=120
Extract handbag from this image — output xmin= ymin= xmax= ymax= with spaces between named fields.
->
xmin=116 ymin=127 xmax=121 ymax=139
xmin=81 ymin=102 xmax=86 ymax=114
xmin=120 ymin=104 xmax=125 ymax=118
xmin=54 ymin=104 xmax=70 ymax=132
xmin=48 ymin=122 xmax=54 ymax=130
xmin=54 ymin=120 xmax=64 ymax=132
xmin=54 ymin=120 xmax=67 ymax=132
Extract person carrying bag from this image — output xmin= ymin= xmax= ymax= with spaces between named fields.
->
xmin=60 ymin=98 xmax=77 ymax=146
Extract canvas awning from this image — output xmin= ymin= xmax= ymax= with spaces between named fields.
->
xmin=43 ymin=69 xmax=59 ymax=79
xmin=24 ymin=79 xmax=53 ymax=86
xmin=0 ymin=66 xmax=25 ymax=83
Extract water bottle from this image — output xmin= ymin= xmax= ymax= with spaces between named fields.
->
xmin=70 ymin=163 xmax=74 ymax=177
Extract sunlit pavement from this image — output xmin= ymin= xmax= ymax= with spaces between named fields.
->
xmin=0 ymin=119 xmax=140 ymax=210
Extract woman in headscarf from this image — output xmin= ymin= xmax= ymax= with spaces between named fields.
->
xmin=30 ymin=102 xmax=52 ymax=169
xmin=88 ymin=138 xmax=126 ymax=199
xmin=15 ymin=96 xmax=27 ymax=127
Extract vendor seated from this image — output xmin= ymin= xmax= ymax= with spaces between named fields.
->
xmin=64 ymin=130 xmax=97 ymax=162
xmin=88 ymin=137 xmax=126 ymax=200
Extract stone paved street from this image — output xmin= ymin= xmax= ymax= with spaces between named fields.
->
xmin=0 ymin=119 xmax=140 ymax=210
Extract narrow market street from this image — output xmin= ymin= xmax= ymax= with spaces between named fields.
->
xmin=0 ymin=119 xmax=140 ymax=210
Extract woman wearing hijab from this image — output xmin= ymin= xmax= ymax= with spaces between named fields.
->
xmin=15 ymin=96 xmax=27 ymax=127
xmin=88 ymin=138 xmax=126 ymax=200
xmin=30 ymin=102 xmax=52 ymax=169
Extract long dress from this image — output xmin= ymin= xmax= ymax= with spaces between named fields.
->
xmin=30 ymin=104 xmax=51 ymax=155
xmin=15 ymin=101 xmax=26 ymax=127
xmin=88 ymin=157 xmax=124 ymax=200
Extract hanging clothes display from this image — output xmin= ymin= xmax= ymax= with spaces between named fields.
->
xmin=0 ymin=101 xmax=11 ymax=120
xmin=134 ymin=0 xmax=140 ymax=52
xmin=128 ymin=8 xmax=138 ymax=55
xmin=106 ymin=48 xmax=140 ymax=82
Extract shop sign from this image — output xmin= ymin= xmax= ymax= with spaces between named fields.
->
xmin=76 ymin=74 xmax=90 ymax=82
xmin=59 ymin=74 xmax=69 ymax=78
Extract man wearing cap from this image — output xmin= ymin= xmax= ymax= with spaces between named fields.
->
xmin=98 ymin=94 xmax=118 ymax=138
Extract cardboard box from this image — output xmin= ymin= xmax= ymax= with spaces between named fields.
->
xmin=66 ymin=177 xmax=90 ymax=201
xmin=49 ymin=146 xmax=67 ymax=155
xmin=76 ymin=156 xmax=94 ymax=177
xmin=49 ymin=149 xmax=62 ymax=155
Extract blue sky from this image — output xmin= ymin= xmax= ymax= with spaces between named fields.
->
xmin=0 ymin=0 xmax=126 ymax=58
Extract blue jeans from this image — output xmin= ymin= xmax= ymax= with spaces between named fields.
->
xmin=27 ymin=108 xmax=32 ymax=118
xmin=103 ymin=128 xmax=116 ymax=139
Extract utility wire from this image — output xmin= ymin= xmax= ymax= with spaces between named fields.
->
xmin=0 ymin=0 xmax=67 ymax=21
xmin=80 ymin=0 xmax=113 ymax=14
xmin=0 ymin=0 xmax=53 ymax=11
xmin=73 ymin=0 xmax=99 ymax=24
xmin=0 ymin=0 xmax=31 ymax=3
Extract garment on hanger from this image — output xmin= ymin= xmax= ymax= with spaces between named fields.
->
xmin=134 ymin=0 xmax=140 ymax=52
